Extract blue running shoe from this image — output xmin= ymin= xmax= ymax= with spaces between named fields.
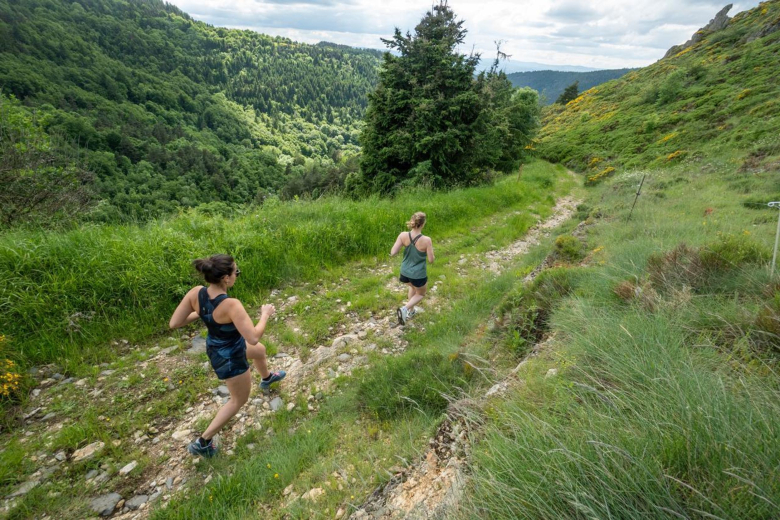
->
xmin=260 ymin=370 xmax=287 ymax=390
xmin=187 ymin=438 xmax=217 ymax=458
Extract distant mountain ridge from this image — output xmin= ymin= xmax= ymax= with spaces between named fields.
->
xmin=496 ymin=62 xmax=600 ymax=73
xmin=506 ymin=69 xmax=635 ymax=104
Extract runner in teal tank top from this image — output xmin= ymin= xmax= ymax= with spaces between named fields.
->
xmin=390 ymin=212 xmax=435 ymax=325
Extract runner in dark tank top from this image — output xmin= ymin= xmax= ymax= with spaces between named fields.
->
xmin=169 ymin=254 xmax=286 ymax=457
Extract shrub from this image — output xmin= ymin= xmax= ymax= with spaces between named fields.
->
xmin=357 ymin=351 xmax=473 ymax=420
xmin=613 ymin=278 xmax=659 ymax=311
xmin=586 ymin=166 xmax=616 ymax=186
xmin=554 ymin=235 xmax=586 ymax=263
xmin=657 ymin=69 xmax=686 ymax=105
xmin=647 ymin=236 xmax=770 ymax=294
xmin=666 ymin=150 xmax=686 ymax=162
xmin=699 ymin=232 xmax=770 ymax=270
xmin=0 ymin=334 xmax=22 ymax=401
xmin=498 ymin=268 xmax=582 ymax=353
xmin=753 ymin=291 xmax=780 ymax=352
xmin=647 ymin=244 xmax=707 ymax=291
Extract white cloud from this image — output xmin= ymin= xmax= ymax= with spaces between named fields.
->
xmin=167 ymin=0 xmax=762 ymax=69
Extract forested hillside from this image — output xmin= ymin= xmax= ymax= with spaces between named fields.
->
xmin=506 ymin=68 xmax=633 ymax=104
xmin=537 ymin=0 xmax=780 ymax=182
xmin=0 ymin=0 xmax=381 ymax=221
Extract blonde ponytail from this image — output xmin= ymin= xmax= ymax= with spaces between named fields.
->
xmin=406 ymin=212 xmax=426 ymax=230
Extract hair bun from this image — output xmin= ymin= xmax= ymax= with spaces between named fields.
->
xmin=193 ymin=254 xmax=235 ymax=284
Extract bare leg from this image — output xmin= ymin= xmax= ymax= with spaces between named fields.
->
xmin=246 ymin=342 xmax=270 ymax=379
xmin=407 ymin=283 xmax=415 ymax=301
xmin=405 ymin=285 xmax=427 ymax=310
xmin=202 ymin=370 xmax=251 ymax=439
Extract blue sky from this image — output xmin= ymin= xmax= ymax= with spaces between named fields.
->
xmin=165 ymin=1 xmax=761 ymax=70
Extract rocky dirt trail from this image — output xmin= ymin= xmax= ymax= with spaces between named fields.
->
xmin=349 ymin=196 xmax=579 ymax=520
xmin=5 ymin=195 xmax=579 ymax=519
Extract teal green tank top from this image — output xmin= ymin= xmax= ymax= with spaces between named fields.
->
xmin=400 ymin=232 xmax=427 ymax=279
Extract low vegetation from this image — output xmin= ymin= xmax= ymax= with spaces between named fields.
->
xmin=462 ymin=154 xmax=780 ymax=518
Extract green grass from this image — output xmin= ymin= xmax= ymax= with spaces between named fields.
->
xmin=0 ymin=160 xmax=565 ymax=371
xmin=460 ymin=157 xmax=780 ymax=519
xmin=0 ymin=160 xmax=577 ymax=518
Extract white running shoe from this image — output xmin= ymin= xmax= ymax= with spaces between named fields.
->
xmin=397 ymin=306 xmax=409 ymax=325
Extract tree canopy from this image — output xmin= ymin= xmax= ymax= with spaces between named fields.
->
xmin=0 ymin=0 xmax=382 ymax=223
xmin=357 ymin=1 xmax=540 ymax=193
xmin=556 ymin=81 xmax=580 ymax=105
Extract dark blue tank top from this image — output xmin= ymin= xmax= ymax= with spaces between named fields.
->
xmin=198 ymin=287 xmax=245 ymax=352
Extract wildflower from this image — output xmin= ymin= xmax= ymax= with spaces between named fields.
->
xmin=267 ymin=463 xmax=271 ymax=469
xmin=274 ymin=473 xmax=279 ymax=478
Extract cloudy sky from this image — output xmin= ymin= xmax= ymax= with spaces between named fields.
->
xmin=165 ymin=0 xmax=760 ymax=70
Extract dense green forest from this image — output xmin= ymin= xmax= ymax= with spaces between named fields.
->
xmin=0 ymin=0 xmax=382 ymax=222
xmin=506 ymin=68 xmax=633 ymax=105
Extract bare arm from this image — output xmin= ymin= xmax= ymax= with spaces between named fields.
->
xmin=228 ymin=301 xmax=275 ymax=345
xmin=427 ymin=240 xmax=435 ymax=264
xmin=169 ymin=287 xmax=201 ymax=329
xmin=390 ymin=232 xmax=405 ymax=256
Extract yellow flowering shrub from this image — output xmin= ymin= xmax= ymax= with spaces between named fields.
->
xmin=666 ymin=150 xmax=686 ymax=162
xmin=586 ymin=166 xmax=616 ymax=186
xmin=1 ymin=335 xmax=22 ymax=399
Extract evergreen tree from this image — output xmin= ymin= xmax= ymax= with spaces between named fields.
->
xmin=360 ymin=1 xmax=482 ymax=192
xmin=556 ymin=81 xmax=579 ymax=105
xmin=359 ymin=1 xmax=541 ymax=194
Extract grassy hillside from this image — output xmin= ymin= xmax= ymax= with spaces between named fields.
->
xmin=461 ymin=153 xmax=780 ymax=519
xmin=537 ymin=0 xmax=780 ymax=181
xmin=506 ymin=68 xmax=633 ymax=105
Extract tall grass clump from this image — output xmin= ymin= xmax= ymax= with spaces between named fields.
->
xmin=0 ymin=162 xmax=564 ymax=368
xmin=462 ymin=157 xmax=780 ymax=519
xmin=356 ymin=351 xmax=474 ymax=420
xmin=464 ymin=305 xmax=780 ymax=519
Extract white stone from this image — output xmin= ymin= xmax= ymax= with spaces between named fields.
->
xmin=171 ymin=429 xmax=192 ymax=441
xmin=72 ymin=441 xmax=105 ymax=463
xmin=301 ymin=487 xmax=325 ymax=502
xmin=119 ymin=461 xmax=138 ymax=475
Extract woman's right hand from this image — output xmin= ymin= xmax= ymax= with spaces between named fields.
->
xmin=261 ymin=304 xmax=276 ymax=317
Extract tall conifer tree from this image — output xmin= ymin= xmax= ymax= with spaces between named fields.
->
xmin=360 ymin=1 xmax=482 ymax=192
